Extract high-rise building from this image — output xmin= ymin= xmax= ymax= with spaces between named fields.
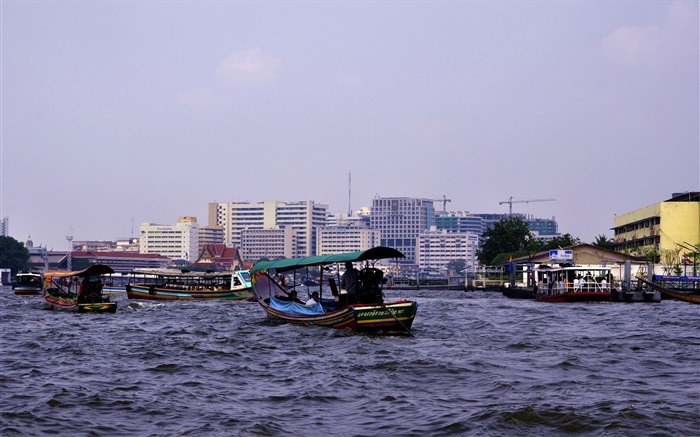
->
xmin=209 ymin=200 xmax=328 ymax=257
xmin=370 ymin=197 xmax=434 ymax=264
xmin=317 ymin=224 xmax=380 ymax=255
xmin=240 ymin=227 xmax=297 ymax=261
xmin=416 ymin=228 xmax=480 ymax=273
xmin=139 ymin=217 xmax=200 ymax=261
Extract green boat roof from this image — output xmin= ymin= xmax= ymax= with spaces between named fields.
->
xmin=250 ymin=246 xmax=405 ymax=274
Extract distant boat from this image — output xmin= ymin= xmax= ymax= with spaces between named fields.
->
xmin=12 ymin=272 xmax=43 ymax=295
xmin=43 ymin=265 xmax=117 ymax=313
xmin=125 ymin=269 xmax=253 ymax=301
xmin=250 ymin=246 xmax=417 ymax=335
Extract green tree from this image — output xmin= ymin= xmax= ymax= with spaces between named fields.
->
xmin=477 ymin=217 xmax=534 ymax=265
xmin=542 ymin=233 xmax=581 ymax=251
xmin=0 ymin=236 xmax=30 ymax=272
xmin=592 ymin=234 xmax=614 ymax=250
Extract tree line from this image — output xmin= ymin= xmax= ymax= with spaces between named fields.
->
xmin=476 ymin=217 xmax=614 ymax=266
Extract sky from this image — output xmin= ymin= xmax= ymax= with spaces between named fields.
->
xmin=1 ymin=1 xmax=698 ymax=251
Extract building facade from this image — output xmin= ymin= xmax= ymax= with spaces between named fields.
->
xmin=612 ymin=192 xmax=700 ymax=256
xmin=316 ymin=225 xmax=381 ymax=255
xmin=370 ymin=197 xmax=435 ymax=264
xmin=139 ymin=217 xmax=200 ymax=261
xmin=239 ymin=227 xmax=297 ymax=261
xmin=416 ymin=228 xmax=480 ymax=274
xmin=209 ymin=200 xmax=328 ymax=258
xmin=199 ymin=225 xmax=225 ymax=247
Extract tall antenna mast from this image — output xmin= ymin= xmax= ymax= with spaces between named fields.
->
xmin=66 ymin=224 xmax=74 ymax=271
xmin=348 ymin=172 xmax=352 ymax=216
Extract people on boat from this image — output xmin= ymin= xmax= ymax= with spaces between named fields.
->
xmin=306 ymin=291 xmax=320 ymax=306
xmin=340 ymin=261 xmax=359 ymax=304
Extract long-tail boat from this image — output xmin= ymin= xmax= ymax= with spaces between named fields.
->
xmin=43 ymin=265 xmax=117 ymax=313
xmin=250 ymin=246 xmax=417 ymax=335
xmin=637 ymin=276 xmax=700 ymax=304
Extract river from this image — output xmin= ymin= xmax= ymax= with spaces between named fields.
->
xmin=1 ymin=287 xmax=698 ymax=436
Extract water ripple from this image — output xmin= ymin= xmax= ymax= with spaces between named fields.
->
xmin=1 ymin=288 xmax=698 ymax=436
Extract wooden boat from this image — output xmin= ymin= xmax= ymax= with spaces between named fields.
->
xmin=125 ymin=269 xmax=253 ymax=300
xmin=250 ymin=246 xmax=417 ymax=335
xmin=534 ymin=265 xmax=613 ymax=303
xmin=101 ymin=272 xmax=130 ymax=295
xmin=12 ymin=272 xmax=43 ymax=295
xmin=637 ymin=276 xmax=700 ymax=304
xmin=43 ymin=265 xmax=117 ymax=313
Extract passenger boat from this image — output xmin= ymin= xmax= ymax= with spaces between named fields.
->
xmin=43 ymin=265 xmax=117 ymax=313
xmin=638 ymin=276 xmax=700 ymax=304
xmin=101 ymin=273 xmax=130 ymax=295
xmin=250 ymin=246 xmax=417 ymax=335
xmin=12 ymin=272 xmax=44 ymax=295
xmin=125 ymin=269 xmax=253 ymax=300
xmin=534 ymin=265 xmax=613 ymax=303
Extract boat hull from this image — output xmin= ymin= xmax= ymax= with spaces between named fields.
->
xmin=536 ymin=291 xmax=611 ymax=303
xmin=126 ymin=284 xmax=253 ymax=301
xmin=638 ymin=277 xmax=700 ymax=304
xmin=44 ymin=292 xmax=117 ymax=313
xmin=263 ymin=300 xmax=417 ymax=334
xmin=12 ymin=286 xmax=43 ymax=296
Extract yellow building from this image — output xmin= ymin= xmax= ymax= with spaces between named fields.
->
xmin=612 ymin=192 xmax=699 ymax=258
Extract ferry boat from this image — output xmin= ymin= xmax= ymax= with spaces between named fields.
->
xmin=534 ymin=265 xmax=613 ymax=303
xmin=125 ymin=269 xmax=253 ymax=301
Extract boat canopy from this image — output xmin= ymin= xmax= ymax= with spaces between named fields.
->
xmin=251 ymin=246 xmax=405 ymax=274
xmin=44 ymin=264 xmax=114 ymax=278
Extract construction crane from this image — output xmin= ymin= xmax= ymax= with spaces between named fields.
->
xmin=499 ymin=197 xmax=555 ymax=215
xmin=432 ymin=195 xmax=452 ymax=212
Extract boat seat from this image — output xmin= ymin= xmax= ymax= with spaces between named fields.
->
xmin=329 ymin=278 xmax=339 ymax=297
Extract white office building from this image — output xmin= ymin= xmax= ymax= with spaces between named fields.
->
xmin=209 ymin=200 xmax=328 ymax=257
xmin=139 ymin=217 xmax=200 ymax=261
xmin=317 ymin=225 xmax=381 ymax=255
xmin=416 ymin=228 xmax=480 ymax=273
xmin=240 ymin=227 xmax=297 ymax=261
xmin=370 ymin=197 xmax=435 ymax=264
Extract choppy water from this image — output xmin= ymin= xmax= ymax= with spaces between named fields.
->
xmin=1 ymin=286 xmax=698 ymax=436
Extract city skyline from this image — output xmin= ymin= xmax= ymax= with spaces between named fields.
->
xmin=2 ymin=1 xmax=698 ymax=250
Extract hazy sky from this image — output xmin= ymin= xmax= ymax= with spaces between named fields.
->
xmin=1 ymin=1 xmax=698 ymax=251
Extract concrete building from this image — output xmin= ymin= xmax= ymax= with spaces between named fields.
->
xmin=370 ymin=197 xmax=435 ymax=265
xmin=139 ymin=217 xmax=200 ymax=261
xmin=240 ymin=227 xmax=297 ymax=261
xmin=209 ymin=200 xmax=328 ymax=257
xmin=199 ymin=225 xmax=225 ymax=247
xmin=416 ymin=228 xmax=480 ymax=274
xmin=612 ymin=191 xmax=700 ymax=257
xmin=435 ymin=211 xmax=486 ymax=236
xmin=317 ymin=224 xmax=381 ymax=255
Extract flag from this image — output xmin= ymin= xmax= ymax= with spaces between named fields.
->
xmin=508 ymin=255 xmax=513 ymax=273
